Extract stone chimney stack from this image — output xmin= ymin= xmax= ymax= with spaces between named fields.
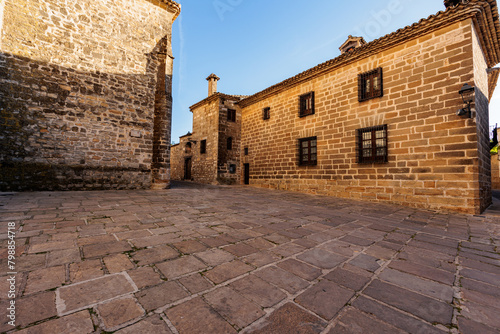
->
xmin=206 ymin=73 xmax=220 ymax=97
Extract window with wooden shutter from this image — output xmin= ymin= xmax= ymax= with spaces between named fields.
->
xmin=299 ymin=137 xmax=317 ymax=166
xmin=263 ymin=107 xmax=270 ymax=120
xmin=299 ymin=92 xmax=315 ymax=117
xmin=358 ymin=68 xmax=383 ymax=102
xmin=227 ymin=109 xmax=236 ymax=122
xmin=356 ymin=125 xmax=388 ymax=163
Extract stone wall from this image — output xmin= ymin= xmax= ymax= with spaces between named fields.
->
xmin=171 ymin=93 xmax=242 ymax=184
xmin=492 ymin=154 xmax=500 ymax=189
xmin=171 ymin=96 xmax=220 ymax=184
xmin=241 ymin=21 xmax=488 ymax=214
xmin=217 ymin=98 xmax=241 ymax=184
xmin=472 ymin=23 xmax=493 ymax=211
xmin=190 ymin=97 xmax=220 ymax=184
xmin=0 ymin=0 xmax=179 ymax=190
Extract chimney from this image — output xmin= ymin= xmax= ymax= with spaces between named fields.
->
xmin=206 ymin=73 xmax=220 ymax=97
xmin=444 ymin=0 xmax=465 ymax=8
xmin=339 ymin=35 xmax=366 ymax=54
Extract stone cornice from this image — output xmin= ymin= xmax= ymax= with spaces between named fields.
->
xmin=144 ymin=0 xmax=181 ymax=21
xmin=488 ymin=67 xmax=500 ymax=100
xmin=238 ymin=0 xmax=500 ymax=108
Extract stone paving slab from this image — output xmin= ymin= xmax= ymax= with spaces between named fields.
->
xmin=1 ymin=182 xmax=500 ymax=333
xmin=56 ymin=273 xmax=137 ymax=316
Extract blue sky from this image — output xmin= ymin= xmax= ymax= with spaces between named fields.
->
xmin=170 ymin=0 xmax=500 ymax=143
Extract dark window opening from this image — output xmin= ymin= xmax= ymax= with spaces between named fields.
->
xmin=200 ymin=140 xmax=207 ymax=154
xmin=244 ymin=163 xmax=250 ymax=185
xmin=227 ymin=109 xmax=236 ymax=122
xmin=244 ymin=147 xmax=249 ymax=156
xmin=263 ymin=107 xmax=271 ymax=120
xmin=357 ymin=124 xmax=388 ymax=164
xmin=299 ymin=137 xmax=317 ymax=166
xmin=299 ymin=92 xmax=315 ymax=117
xmin=185 ymin=142 xmax=192 ymax=154
xmin=358 ymin=67 xmax=383 ymax=102
xmin=229 ymin=164 xmax=236 ymax=174
xmin=227 ymin=137 xmax=233 ymax=150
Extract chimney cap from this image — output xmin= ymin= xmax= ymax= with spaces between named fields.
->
xmin=206 ymin=73 xmax=220 ymax=81
xmin=444 ymin=0 xmax=466 ymax=8
xmin=339 ymin=35 xmax=367 ymax=54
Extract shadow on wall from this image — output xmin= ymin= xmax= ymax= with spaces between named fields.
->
xmin=0 ymin=38 xmax=172 ymax=191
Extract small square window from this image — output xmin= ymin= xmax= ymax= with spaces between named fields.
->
xmin=227 ymin=109 xmax=236 ymax=122
xmin=358 ymin=68 xmax=383 ymax=102
xmin=299 ymin=137 xmax=317 ymax=166
xmin=200 ymin=140 xmax=207 ymax=154
xmin=229 ymin=164 xmax=236 ymax=174
xmin=357 ymin=125 xmax=388 ymax=163
xmin=299 ymin=92 xmax=315 ymax=117
xmin=227 ymin=137 xmax=233 ymax=150
xmin=263 ymin=107 xmax=270 ymax=120
xmin=244 ymin=147 xmax=249 ymax=156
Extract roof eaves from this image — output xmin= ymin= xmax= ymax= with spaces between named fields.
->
xmin=189 ymin=93 xmax=245 ymax=111
xmin=238 ymin=1 xmax=499 ymax=108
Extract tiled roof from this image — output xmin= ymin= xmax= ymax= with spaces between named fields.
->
xmin=238 ymin=0 xmax=500 ymax=108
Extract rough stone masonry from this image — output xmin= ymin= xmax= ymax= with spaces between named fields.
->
xmin=0 ymin=0 xmax=180 ymax=190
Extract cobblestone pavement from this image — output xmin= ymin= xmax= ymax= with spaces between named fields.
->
xmin=1 ymin=182 xmax=500 ymax=334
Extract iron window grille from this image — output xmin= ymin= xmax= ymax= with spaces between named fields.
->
xmin=299 ymin=137 xmax=317 ymax=166
xmin=299 ymin=92 xmax=315 ymax=117
xmin=356 ymin=125 xmax=388 ymax=163
xmin=200 ymin=140 xmax=207 ymax=154
xmin=263 ymin=107 xmax=271 ymax=120
xmin=358 ymin=68 xmax=383 ymax=102
xmin=227 ymin=109 xmax=236 ymax=122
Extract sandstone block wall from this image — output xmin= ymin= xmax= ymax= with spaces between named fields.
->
xmin=241 ymin=21 xmax=489 ymax=214
xmin=492 ymin=154 xmax=500 ymax=189
xmin=0 ymin=0 xmax=178 ymax=190
xmin=171 ymin=94 xmax=242 ymax=184
xmin=217 ymin=99 xmax=241 ymax=185
xmin=472 ymin=23 xmax=493 ymax=211
xmin=171 ymin=96 xmax=220 ymax=184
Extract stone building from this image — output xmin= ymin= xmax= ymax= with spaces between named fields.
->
xmin=171 ymin=75 xmax=244 ymax=184
xmin=0 ymin=0 xmax=180 ymax=190
xmin=239 ymin=0 xmax=500 ymax=214
xmin=492 ymin=154 xmax=500 ymax=189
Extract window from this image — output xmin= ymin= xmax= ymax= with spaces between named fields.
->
xmin=229 ymin=164 xmax=236 ymax=174
xmin=227 ymin=137 xmax=233 ymax=150
xmin=299 ymin=92 xmax=315 ymax=117
xmin=358 ymin=68 xmax=383 ymax=102
xmin=185 ymin=142 xmax=192 ymax=154
xmin=227 ymin=109 xmax=236 ymax=122
xmin=200 ymin=140 xmax=207 ymax=154
xmin=299 ymin=137 xmax=317 ymax=166
xmin=357 ymin=125 xmax=388 ymax=163
xmin=244 ymin=147 xmax=249 ymax=156
xmin=263 ymin=107 xmax=270 ymax=120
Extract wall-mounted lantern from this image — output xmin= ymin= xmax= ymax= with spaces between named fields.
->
xmin=456 ymin=83 xmax=475 ymax=118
